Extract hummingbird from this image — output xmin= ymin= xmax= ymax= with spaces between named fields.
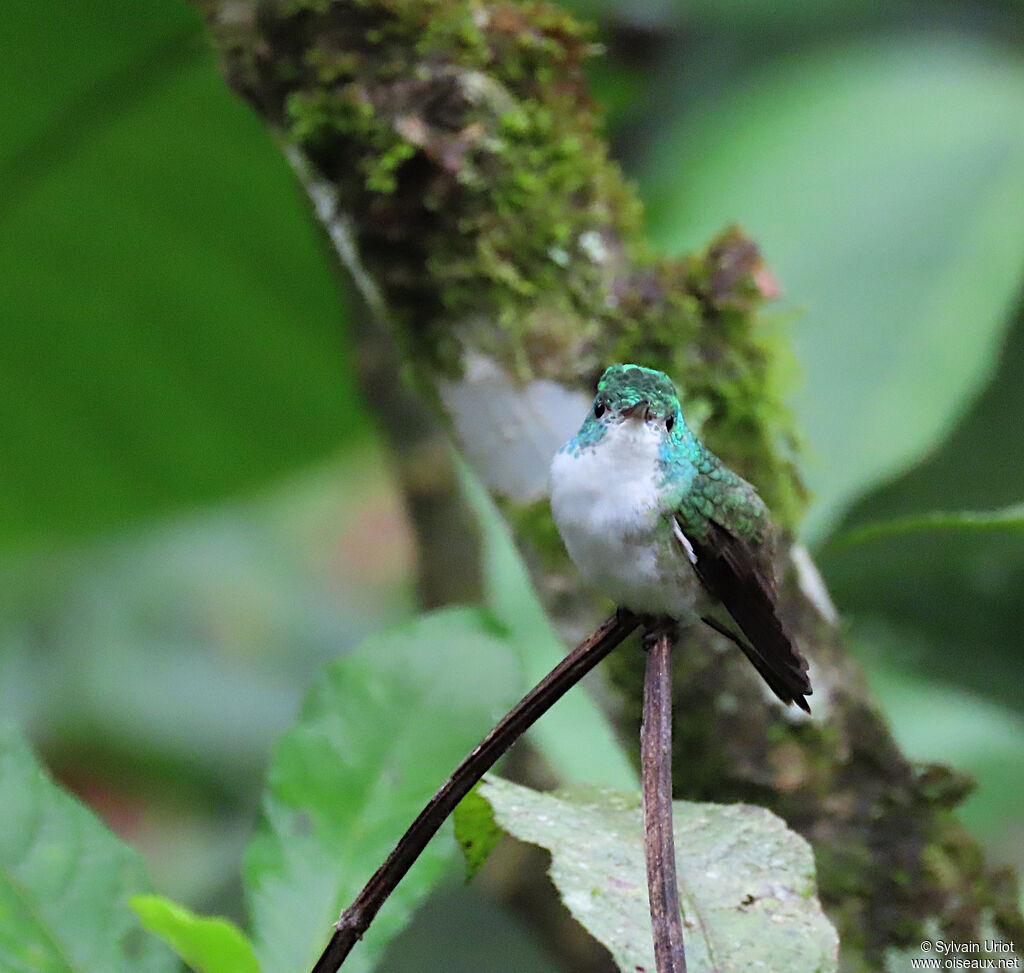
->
xmin=549 ymin=364 xmax=811 ymax=712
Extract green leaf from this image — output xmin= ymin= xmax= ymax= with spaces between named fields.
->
xmin=818 ymin=311 xmax=1024 ymax=713
xmin=453 ymin=786 xmax=504 ymax=881
xmin=460 ymin=460 xmax=638 ymax=789
xmin=640 ymin=34 xmax=1024 ymax=542
xmin=0 ymin=721 xmax=174 ymax=972
xmin=0 ymin=0 xmax=363 ymax=549
xmin=131 ymin=895 xmax=261 ymax=973
xmin=828 ymin=503 xmax=1024 ymax=551
xmin=479 ymin=776 xmax=839 ymax=973
xmin=243 ymin=608 xmax=524 ymax=973
xmin=820 ymin=340 xmax=1024 ymax=707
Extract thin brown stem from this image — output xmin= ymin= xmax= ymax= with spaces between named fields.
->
xmin=311 ymin=609 xmax=640 ymax=973
xmin=641 ymin=630 xmax=687 ymax=973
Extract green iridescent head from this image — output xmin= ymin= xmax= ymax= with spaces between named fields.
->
xmin=560 ymin=363 xmax=699 ymax=458
xmin=558 ymin=363 xmax=696 ymax=456
xmin=594 ymin=364 xmax=681 ymax=426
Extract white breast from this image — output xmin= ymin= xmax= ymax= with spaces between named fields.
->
xmin=549 ymin=421 xmax=700 ymax=618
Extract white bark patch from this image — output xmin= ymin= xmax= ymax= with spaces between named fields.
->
xmin=440 ymin=354 xmax=589 ymax=502
xmin=791 ymin=544 xmax=839 ymax=626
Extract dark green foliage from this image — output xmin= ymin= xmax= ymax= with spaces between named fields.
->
xmin=0 ymin=0 xmax=366 ymax=548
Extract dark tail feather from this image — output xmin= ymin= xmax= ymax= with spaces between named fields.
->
xmin=701 ymin=615 xmax=811 ymax=713
xmin=684 ymin=518 xmax=812 ymax=711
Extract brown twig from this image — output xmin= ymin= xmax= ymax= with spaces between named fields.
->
xmin=311 ymin=609 xmax=640 ymax=973
xmin=641 ymin=629 xmax=687 ymax=973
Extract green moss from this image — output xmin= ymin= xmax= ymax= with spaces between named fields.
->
xmin=598 ymin=233 xmax=806 ymax=525
xmin=418 ymin=2 xmax=490 ymax=65
xmin=286 ymin=85 xmax=414 ymax=193
xmin=815 ymin=843 xmax=876 ymax=899
xmin=915 ymin=764 xmax=976 ymax=809
xmin=217 ymin=0 xmax=805 ymax=517
xmin=264 ymin=0 xmax=650 ymax=375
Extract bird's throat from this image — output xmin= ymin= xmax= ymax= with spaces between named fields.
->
xmin=549 ymin=422 xmax=702 ymax=618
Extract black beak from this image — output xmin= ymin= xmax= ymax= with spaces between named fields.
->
xmin=619 ymin=399 xmax=650 ymax=421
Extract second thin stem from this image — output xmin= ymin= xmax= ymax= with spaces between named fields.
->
xmin=641 ymin=630 xmax=687 ymax=973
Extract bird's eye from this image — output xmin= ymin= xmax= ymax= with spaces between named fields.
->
xmin=665 ymin=415 xmax=675 ymax=433
xmin=594 ymin=401 xmax=606 ymax=419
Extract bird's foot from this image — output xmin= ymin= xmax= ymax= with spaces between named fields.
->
xmin=640 ymin=616 xmax=676 ymax=652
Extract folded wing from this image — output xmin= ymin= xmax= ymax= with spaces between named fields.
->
xmin=678 ymin=516 xmax=812 ymax=712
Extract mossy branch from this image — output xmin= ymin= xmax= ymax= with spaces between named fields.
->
xmin=197 ymin=0 xmax=1022 ymax=966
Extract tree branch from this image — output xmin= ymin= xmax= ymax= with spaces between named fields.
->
xmin=311 ymin=610 xmax=639 ymax=973
xmin=642 ymin=629 xmax=686 ymax=973
xmin=283 ymin=145 xmax=483 ymax=608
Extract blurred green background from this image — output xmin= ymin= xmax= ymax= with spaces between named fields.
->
xmin=2 ymin=0 xmax=1023 ymax=967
